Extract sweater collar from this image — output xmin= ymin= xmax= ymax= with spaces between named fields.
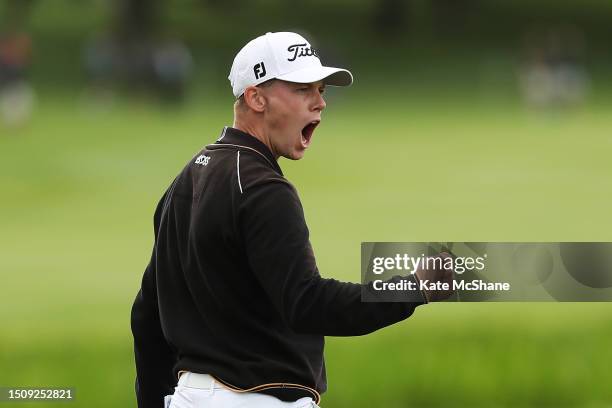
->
xmin=215 ymin=126 xmax=283 ymax=176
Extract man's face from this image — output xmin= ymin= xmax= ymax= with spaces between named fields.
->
xmin=260 ymin=80 xmax=326 ymax=160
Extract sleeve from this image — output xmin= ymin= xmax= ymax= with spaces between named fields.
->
xmin=239 ymin=181 xmax=425 ymax=337
xmin=130 ymin=191 xmax=177 ymax=408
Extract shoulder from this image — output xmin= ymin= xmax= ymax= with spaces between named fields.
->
xmin=234 ymin=148 xmax=293 ymax=194
xmin=200 ymin=142 xmax=297 ymax=198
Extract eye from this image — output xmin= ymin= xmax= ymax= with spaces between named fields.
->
xmin=319 ymin=87 xmax=326 ymax=94
xmin=297 ymin=87 xmax=309 ymax=92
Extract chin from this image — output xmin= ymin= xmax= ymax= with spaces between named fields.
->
xmin=287 ymin=151 xmax=305 ymax=160
xmin=282 ymin=147 xmax=305 ymax=160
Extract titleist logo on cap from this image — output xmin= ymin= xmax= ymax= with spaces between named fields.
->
xmin=287 ymin=43 xmax=319 ymax=61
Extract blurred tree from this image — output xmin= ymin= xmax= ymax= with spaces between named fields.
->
xmin=109 ymin=0 xmax=163 ymax=91
xmin=197 ymin=0 xmax=242 ymax=11
xmin=372 ymin=0 xmax=482 ymax=38
xmin=373 ymin=0 xmax=409 ymax=37
xmin=113 ymin=0 xmax=161 ymax=41
xmin=430 ymin=0 xmax=480 ymax=35
xmin=0 ymin=0 xmax=37 ymax=29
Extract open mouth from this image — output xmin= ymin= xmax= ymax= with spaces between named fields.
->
xmin=301 ymin=120 xmax=320 ymax=147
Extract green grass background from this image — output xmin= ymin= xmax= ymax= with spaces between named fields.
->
xmin=1 ymin=88 xmax=612 ymax=407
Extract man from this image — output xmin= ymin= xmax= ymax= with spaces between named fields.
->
xmin=131 ymin=31 xmax=453 ymax=408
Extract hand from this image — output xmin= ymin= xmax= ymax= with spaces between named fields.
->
xmin=414 ymin=252 xmax=455 ymax=302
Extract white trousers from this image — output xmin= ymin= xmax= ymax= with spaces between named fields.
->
xmin=167 ymin=372 xmax=320 ymax=408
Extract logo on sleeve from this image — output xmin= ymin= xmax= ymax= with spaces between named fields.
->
xmin=253 ymin=62 xmax=266 ymax=79
xmin=287 ymin=43 xmax=319 ymax=61
xmin=195 ymin=155 xmax=211 ymax=166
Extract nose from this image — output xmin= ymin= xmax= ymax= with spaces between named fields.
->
xmin=313 ymin=90 xmax=326 ymax=112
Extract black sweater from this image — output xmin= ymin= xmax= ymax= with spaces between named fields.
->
xmin=130 ymin=127 xmax=424 ymax=407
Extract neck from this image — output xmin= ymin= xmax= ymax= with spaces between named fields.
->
xmin=233 ymin=116 xmax=278 ymax=160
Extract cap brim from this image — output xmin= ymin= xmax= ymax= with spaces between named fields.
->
xmin=276 ymin=65 xmax=353 ymax=87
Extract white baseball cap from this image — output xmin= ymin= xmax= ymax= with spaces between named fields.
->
xmin=228 ymin=31 xmax=353 ymax=98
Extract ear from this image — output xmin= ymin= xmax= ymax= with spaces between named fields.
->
xmin=243 ymin=86 xmax=266 ymax=113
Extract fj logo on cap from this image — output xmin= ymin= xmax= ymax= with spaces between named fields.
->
xmin=287 ymin=43 xmax=319 ymax=61
xmin=253 ymin=62 xmax=266 ymax=79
